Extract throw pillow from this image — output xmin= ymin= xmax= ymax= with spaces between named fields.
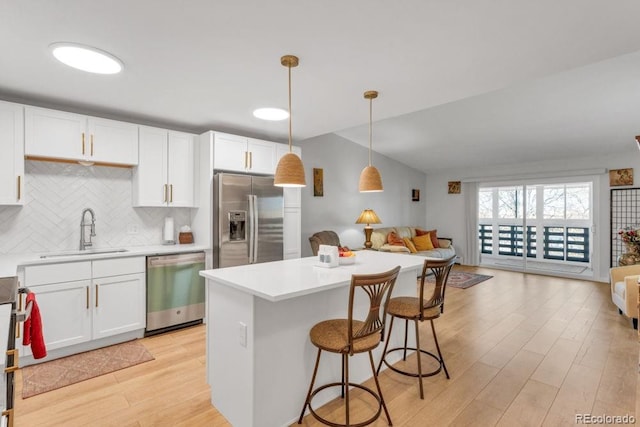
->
xmin=416 ymin=228 xmax=440 ymax=248
xmin=387 ymin=231 xmax=406 ymax=246
xmin=403 ymin=237 xmax=417 ymax=253
xmin=413 ymin=234 xmax=435 ymax=251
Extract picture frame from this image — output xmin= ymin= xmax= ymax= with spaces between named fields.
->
xmin=411 ymin=189 xmax=420 ymax=202
xmin=609 ymin=168 xmax=633 ymax=187
xmin=313 ymin=168 xmax=324 ymax=197
xmin=448 ymin=181 xmax=461 ymax=194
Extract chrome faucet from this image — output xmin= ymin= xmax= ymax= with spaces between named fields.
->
xmin=79 ymin=208 xmax=96 ymax=250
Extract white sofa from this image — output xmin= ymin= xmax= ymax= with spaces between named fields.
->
xmin=609 ymin=265 xmax=639 ymax=329
xmin=369 ymin=226 xmax=456 ymax=259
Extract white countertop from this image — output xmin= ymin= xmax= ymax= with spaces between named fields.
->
xmin=200 ymin=250 xmax=424 ymax=302
xmin=0 ymin=244 xmax=209 ymax=278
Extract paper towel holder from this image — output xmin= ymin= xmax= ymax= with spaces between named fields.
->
xmin=163 ymin=217 xmax=176 ymax=245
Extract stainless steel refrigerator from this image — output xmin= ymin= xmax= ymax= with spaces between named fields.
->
xmin=213 ymin=172 xmax=283 ymax=268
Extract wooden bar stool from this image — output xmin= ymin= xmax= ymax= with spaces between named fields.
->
xmin=298 ymin=266 xmax=401 ymax=427
xmin=377 ymin=256 xmax=455 ymax=399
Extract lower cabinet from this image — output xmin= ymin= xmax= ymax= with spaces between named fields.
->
xmin=92 ymin=272 xmax=145 ymax=339
xmin=21 ymin=257 xmax=146 ymax=359
xmin=21 ymin=280 xmax=93 ymax=356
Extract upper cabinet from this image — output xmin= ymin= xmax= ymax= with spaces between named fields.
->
xmin=24 ymin=106 xmax=138 ymax=166
xmin=132 ymin=126 xmax=196 ymax=207
xmin=213 ymin=133 xmax=275 ymax=175
xmin=0 ymin=100 xmax=24 ymax=205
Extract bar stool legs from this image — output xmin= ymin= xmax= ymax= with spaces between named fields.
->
xmin=377 ymin=314 xmax=449 ymax=400
xmin=298 ymin=348 xmax=392 ymax=426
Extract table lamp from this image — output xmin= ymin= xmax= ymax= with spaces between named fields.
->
xmin=355 ymin=209 xmax=382 ymax=249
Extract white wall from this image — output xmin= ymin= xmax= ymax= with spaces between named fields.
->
xmin=0 ymin=161 xmax=191 ymax=254
xmin=298 ymin=133 xmax=427 ymax=256
xmin=424 ymin=150 xmax=640 ymax=282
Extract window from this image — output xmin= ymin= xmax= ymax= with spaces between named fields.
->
xmin=478 ymin=181 xmax=592 ymax=265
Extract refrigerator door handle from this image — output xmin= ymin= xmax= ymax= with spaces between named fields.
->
xmin=253 ymin=195 xmax=259 ymax=263
xmin=248 ymin=195 xmax=255 ymax=263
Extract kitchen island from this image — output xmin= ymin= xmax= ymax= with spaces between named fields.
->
xmin=199 ymin=250 xmax=425 ymax=427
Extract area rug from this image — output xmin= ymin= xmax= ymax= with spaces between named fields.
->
xmin=21 ymin=340 xmax=154 ymax=398
xmin=425 ymin=271 xmax=493 ymax=289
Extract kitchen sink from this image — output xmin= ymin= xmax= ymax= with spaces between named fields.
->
xmin=39 ymin=248 xmax=129 ymax=259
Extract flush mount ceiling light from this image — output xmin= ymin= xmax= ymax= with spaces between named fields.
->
xmin=253 ymin=107 xmax=289 ymax=121
xmin=50 ymin=42 xmax=123 ymax=74
xmin=274 ymin=55 xmax=306 ymax=187
xmin=358 ymin=90 xmax=383 ymax=192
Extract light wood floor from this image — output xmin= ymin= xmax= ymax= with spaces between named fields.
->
xmin=13 ymin=266 xmax=640 ymax=426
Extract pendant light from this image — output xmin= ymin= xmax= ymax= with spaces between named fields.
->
xmin=274 ymin=55 xmax=306 ymax=187
xmin=358 ymin=90 xmax=383 ymax=192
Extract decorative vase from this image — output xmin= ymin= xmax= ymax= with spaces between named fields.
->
xmin=619 ymin=244 xmax=640 ymax=266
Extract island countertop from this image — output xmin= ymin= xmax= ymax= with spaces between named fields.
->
xmin=199 ymin=250 xmax=424 ymax=302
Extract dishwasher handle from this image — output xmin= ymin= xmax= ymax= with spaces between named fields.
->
xmin=147 ymin=252 xmax=205 ymax=268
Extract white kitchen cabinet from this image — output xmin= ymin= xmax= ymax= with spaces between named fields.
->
xmin=21 ymin=261 xmax=93 ymax=357
xmin=21 ymin=257 xmax=146 ymax=359
xmin=213 ymin=133 xmax=275 ymax=174
xmin=133 ymin=126 xmax=196 ymax=207
xmin=0 ymin=101 xmax=24 ymax=205
xmin=21 ymin=280 xmax=93 ymax=357
xmin=247 ymin=138 xmax=276 ymax=174
xmin=24 ymin=106 xmax=138 ymax=166
xmin=167 ymin=131 xmax=196 ymax=207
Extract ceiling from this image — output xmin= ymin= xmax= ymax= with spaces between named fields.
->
xmin=2 ymin=1 xmax=640 ymax=173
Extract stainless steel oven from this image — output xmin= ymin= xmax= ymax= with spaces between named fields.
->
xmin=0 ymin=276 xmax=19 ymax=427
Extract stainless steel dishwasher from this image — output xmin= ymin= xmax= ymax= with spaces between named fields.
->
xmin=146 ymin=252 xmax=205 ymax=335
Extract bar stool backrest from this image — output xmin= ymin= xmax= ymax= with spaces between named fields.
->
xmin=347 ymin=266 xmax=401 ymax=355
xmin=418 ymin=256 xmax=456 ymax=319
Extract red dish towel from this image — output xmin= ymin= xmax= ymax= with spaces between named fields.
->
xmin=22 ymin=292 xmax=47 ymax=359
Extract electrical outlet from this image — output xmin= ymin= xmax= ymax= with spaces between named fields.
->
xmin=127 ymin=224 xmax=139 ymax=235
xmin=238 ymin=322 xmax=247 ymax=347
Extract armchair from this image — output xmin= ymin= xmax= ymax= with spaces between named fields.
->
xmin=609 ymin=265 xmax=640 ymax=329
xmin=308 ymin=231 xmax=341 ymax=256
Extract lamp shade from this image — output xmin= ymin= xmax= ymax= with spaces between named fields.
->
xmin=274 ymin=152 xmax=306 ymax=187
xmin=358 ymin=165 xmax=383 ymax=192
xmin=355 ymin=209 xmax=382 ymax=225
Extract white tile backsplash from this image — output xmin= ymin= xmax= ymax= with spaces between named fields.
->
xmin=0 ymin=161 xmax=191 ymax=254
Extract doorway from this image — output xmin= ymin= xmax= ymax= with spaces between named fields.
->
xmin=478 ymin=178 xmax=594 ymax=279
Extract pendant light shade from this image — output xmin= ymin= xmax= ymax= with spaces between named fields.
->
xmin=274 ymin=55 xmax=306 ymax=187
xmin=359 ymin=90 xmax=383 ymax=192
xmin=359 ymin=165 xmax=383 ymax=192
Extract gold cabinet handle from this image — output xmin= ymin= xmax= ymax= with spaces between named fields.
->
xmin=17 ymin=175 xmax=21 ymax=201
xmin=95 ymin=284 xmax=99 ymax=308
xmin=4 ymin=349 xmax=18 ymax=373
xmin=86 ymin=286 xmax=89 ymax=309
xmin=82 ymin=132 xmax=86 ymax=155
xmin=163 ymin=184 xmax=168 ymax=202
xmin=16 ymin=293 xmax=22 ymax=339
xmin=170 ymin=184 xmax=173 ymax=203
xmin=244 ymin=151 xmax=248 ymax=169
xmin=249 ymin=152 xmax=252 ymax=169
xmin=90 ymin=134 xmax=94 ymax=156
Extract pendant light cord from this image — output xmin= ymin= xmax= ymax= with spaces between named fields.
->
xmin=368 ymin=96 xmax=373 ymax=166
xmin=288 ymin=63 xmax=292 ymax=152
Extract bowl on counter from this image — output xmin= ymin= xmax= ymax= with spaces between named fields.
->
xmin=338 ymin=254 xmax=356 ymax=265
